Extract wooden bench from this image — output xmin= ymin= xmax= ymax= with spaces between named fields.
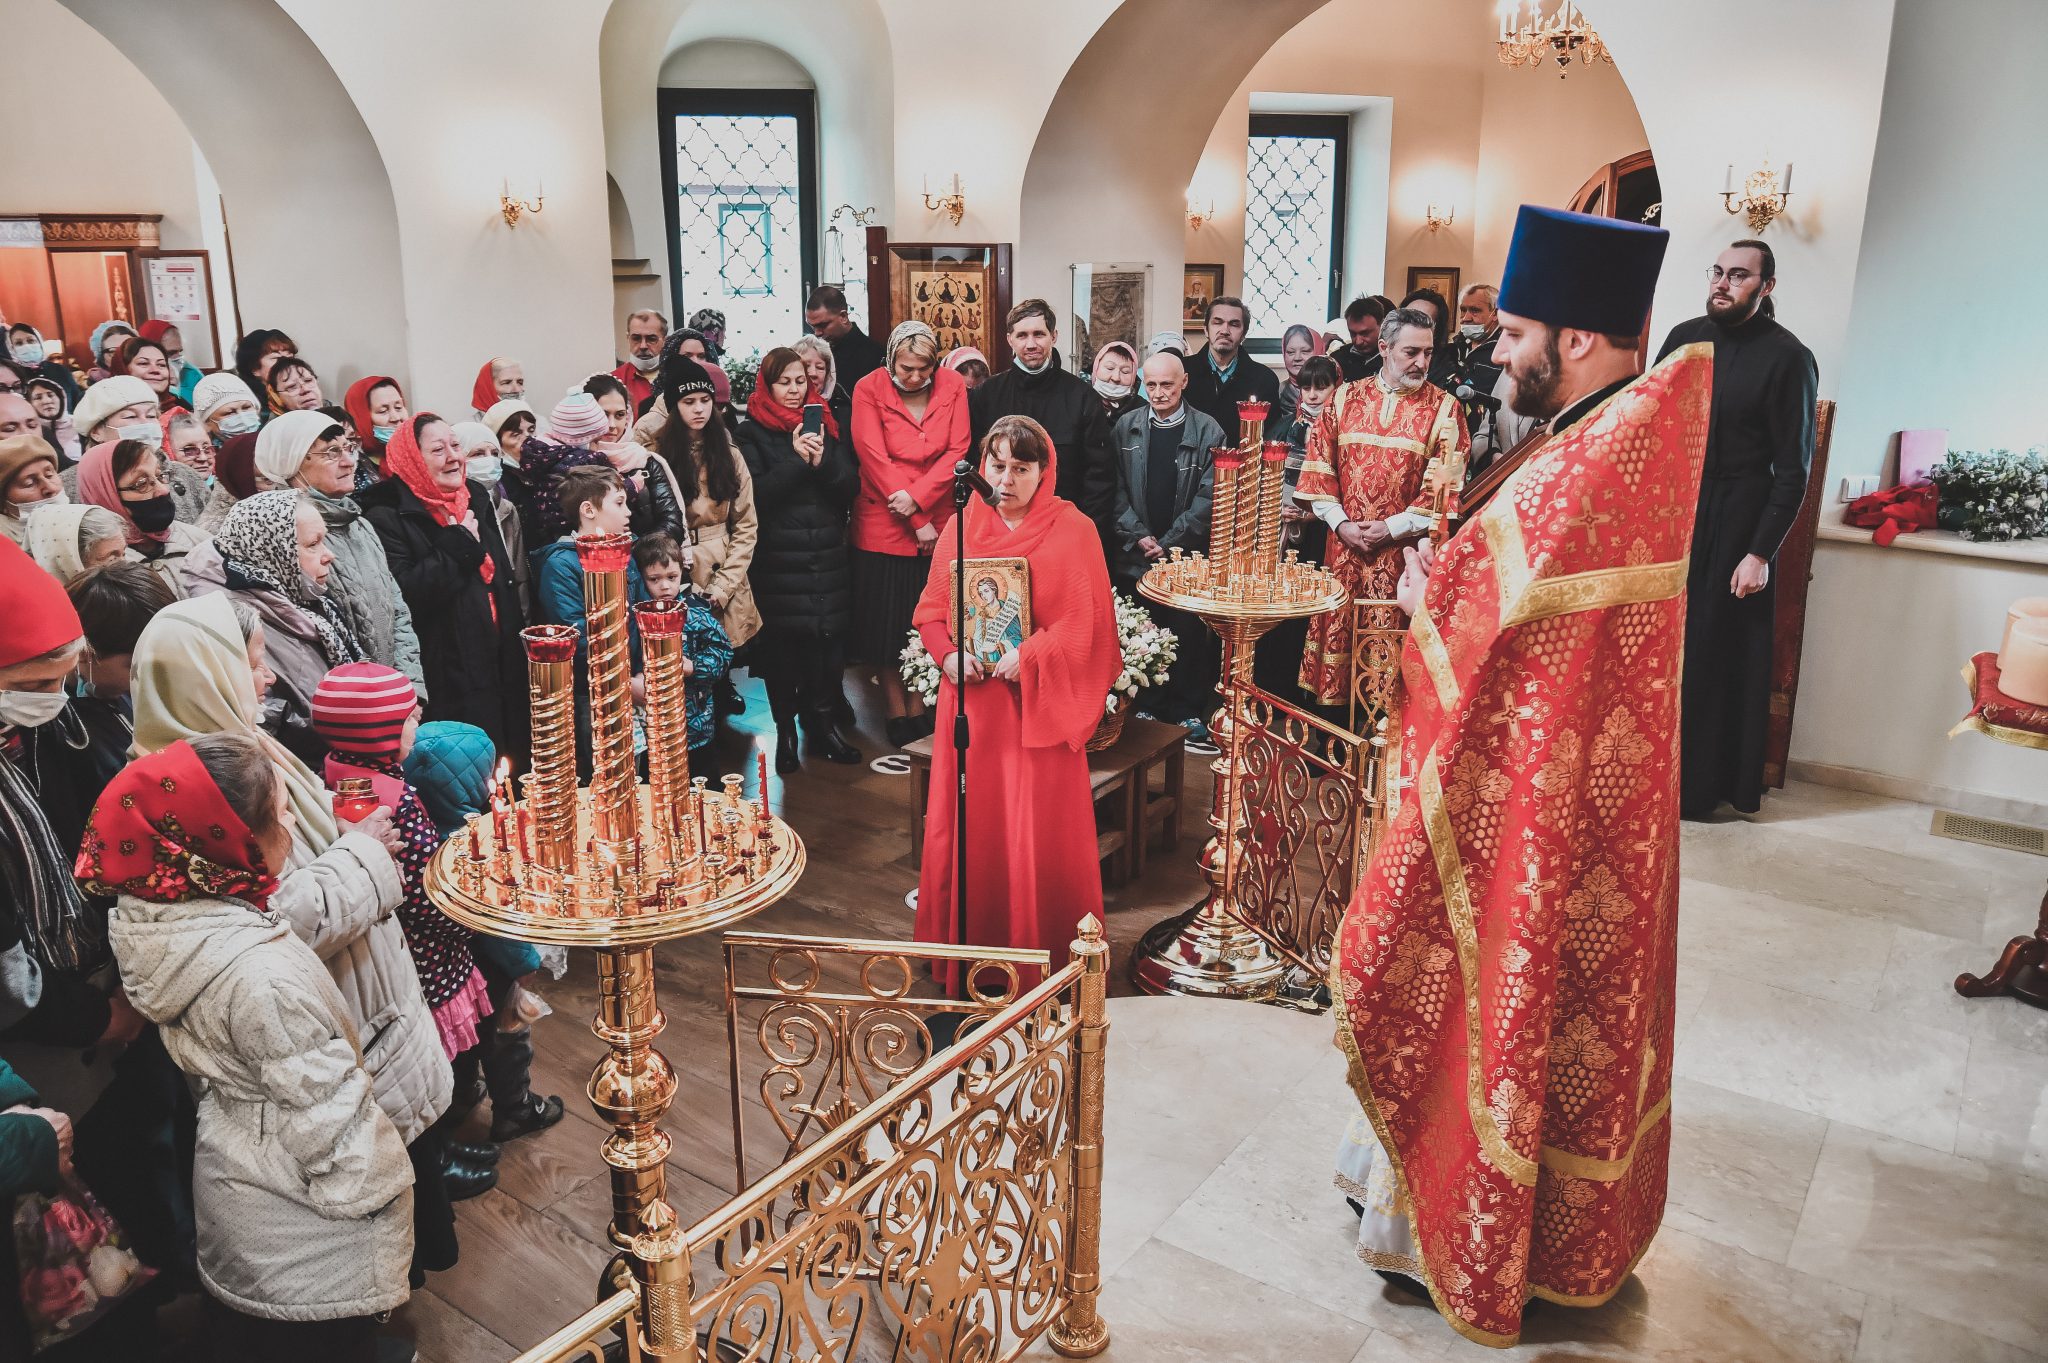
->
xmin=902 ymin=717 xmax=1187 ymax=886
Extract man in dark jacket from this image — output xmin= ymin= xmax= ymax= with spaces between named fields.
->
xmin=1333 ymin=296 xmax=1386 ymax=384
xmin=1110 ymin=352 xmax=1223 ymax=732
xmin=969 ymin=298 xmax=1117 ymax=532
xmin=804 ymin=285 xmax=884 ymax=387
xmin=1183 ymin=295 xmax=1279 ymax=440
xmin=1656 ymin=239 xmax=1818 ymax=820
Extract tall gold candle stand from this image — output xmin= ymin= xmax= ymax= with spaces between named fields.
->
xmin=426 ymin=535 xmax=804 ymax=1357
xmin=1133 ymin=400 xmax=1348 ymax=999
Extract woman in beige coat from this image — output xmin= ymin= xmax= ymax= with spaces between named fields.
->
xmin=92 ymin=733 xmax=413 ymax=1356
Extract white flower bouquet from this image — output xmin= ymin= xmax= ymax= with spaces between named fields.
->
xmin=1931 ymin=447 xmax=2048 ymax=542
xmin=898 ymin=591 xmax=1179 ymax=718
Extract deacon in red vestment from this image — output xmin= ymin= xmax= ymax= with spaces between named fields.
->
xmin=913 ymin=414 xmax=1120 ymax=985
xmin=1332 ymin=206 xmax=1708 ymax=1347
xmin=1297 ymin=312 xmax=1469 ymax=705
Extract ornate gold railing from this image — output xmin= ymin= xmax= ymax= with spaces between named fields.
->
xmin=507 ymin=1284 xmax=642 ymax=1362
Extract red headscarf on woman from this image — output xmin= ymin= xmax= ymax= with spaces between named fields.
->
xmin=343 ymin=374 xmax=401 ymax=458
xmin=382 ymin=415 xmax=494 ymax=596
xmin=77 ymin=440 xmax=165 ymax=547
xmin=469 ymin=360 xmax=499 ymax=414
xmin=137 ymin=319 xmax=174 ymax=345
xmin=745 ymin=360 xmax=841 ymax=440
xmin=913 ymin=418 xmax=1118 ymax=751
xmin=75 ymin=739 xmax=280 ymax=908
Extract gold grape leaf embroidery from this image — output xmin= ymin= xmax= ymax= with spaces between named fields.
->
xmin=1444 ymin=749 xmax=1511 ymax=815
xmin=1489 ymin=1076 xmax=1543 ymax=1139
xmin=1384 ymin=930 xmax=1454 ymax=986
xmin=1552 ymin=1015 xmax=1616 ymax=1071
xmin=1562 ymin=864 xmax=1632 ymax=923
xmin=1591 ymin=708 xmax=1651 ymax=767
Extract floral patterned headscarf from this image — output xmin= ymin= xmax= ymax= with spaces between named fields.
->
xmin=214 ymin=489 xmax=363 ymax=666
xmin=75 ymin=739 xmax=279 ymax=907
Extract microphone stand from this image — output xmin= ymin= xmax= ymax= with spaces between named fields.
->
xmin=950 ymin=468 xmax=973 ymax=986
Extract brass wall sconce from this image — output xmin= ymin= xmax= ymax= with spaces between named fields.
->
xmin=1425 ymin=203 xmax=1456 ymax=234
xmin=922 ymin=174 xmax=966 ymax=227
xmin=1721 ymin=161 xmax=1793 ymax=233
xmin=1186 ymin=197 xmax=1217 ymax=232
xmin=500 ymin=178 xmax=545 ymax=229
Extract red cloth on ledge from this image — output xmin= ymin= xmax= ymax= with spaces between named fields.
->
xmin=911 ymin=429 xmax=1120 ymax=986
xmin=1950 ymin=651 xmax=2048 ymax=749
xmin=1843 ymin=480 xmax=1938 ymax=546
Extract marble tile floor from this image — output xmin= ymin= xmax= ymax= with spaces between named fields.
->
xmin=1033 ymin=780 xmax=2048 ymax=1362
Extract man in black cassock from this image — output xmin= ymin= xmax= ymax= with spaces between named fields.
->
xmin=804 ymin=284 xmax=884 ymax=386
xmin=968 ymin=298 xmax=1117 ymax=533
xmin=1656 ymin=239 xmax=1818 ymax=819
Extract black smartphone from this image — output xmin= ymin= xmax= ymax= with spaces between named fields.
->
xmin=802 ymin=403 xmax=824 ymax=438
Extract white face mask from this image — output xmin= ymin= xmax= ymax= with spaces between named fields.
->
xmin=1092 ymin=378 xmax=1132 ymax=401
xmin=466 ymin=453 xmax=503 ymax=486
xmin=17 ymin=491 xmax=69 ymax=519
xmin=630 ymin=351 xmax=661 ymax=372
xmin=10 ymin=342 xmax=44 ymax=366
xmin=1459 ymin=323 xmax=1485 ymax=341
xmin=0 ymin=689 xmax=69 ymax=729
xmin=116 ymin=422 xmax=162 ymax=449
xmin=216 ymin=409 xmax=261 ymax=437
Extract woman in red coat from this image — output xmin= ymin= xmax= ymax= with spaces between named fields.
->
xmin=850 ymin=320 xmax=971 ymax=748
xmin=913 ymin=415 xmax=1120 ymax=987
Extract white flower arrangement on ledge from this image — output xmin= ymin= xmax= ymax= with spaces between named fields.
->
xmin=1931 ymin=447 xmax=2048 ymax=543
xmin=898 ymin=591 xmax=1180 ymax=717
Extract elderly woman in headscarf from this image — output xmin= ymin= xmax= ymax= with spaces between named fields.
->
xmin=67 ymin=375 xmax=211 ymax=523
xmin=86 ymin=320 xmax=136 ymax=385
xmin=1087 ymin=340 xmax=1143 ymax=423
xmin=450 ymin=419 xmax=529 ymax=612
xmin=943 ymin=346 xmax=990 ymax=390
xmin=359 ymin=413 xmax=529 ymax=759
xmin=23 ymin=375 xmax=80 ymax=465
xmin=193 ymin=372 xmax=262 ymax=449
xmin=74 ymin=437 xmax=211 ymax=599
xmin=127 ymin=592 xmax=459 ymax=1282
xmin=469 ymin=357 xmax=524 ymax=419
xmin=0 ymin=433 xmax=67 ymax=551
xmin=7 ymin=322 xmax=79 ymax=406
xmin=341 ymin=373 xmax=407 ymax=484
xmin=181 ymin=488 xmax=363 ymax=764
xmin=25 ymin=503 xmax=127 ymax=582
xmin=850 ymin=320 xmax=970 ymax=747
xmin=252 ymin=409 xmax=427 ymax=696
xmin=791 ymin=332 xmax=852 ymax=437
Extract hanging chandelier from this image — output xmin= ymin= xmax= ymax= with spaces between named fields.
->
xmin=1497 ymin=1 xmax=1613 ymax=78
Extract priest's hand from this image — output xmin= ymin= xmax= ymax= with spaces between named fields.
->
xmin=1731 ymin=554 xmax=1770 ymax=598
xmin=993 ymin=647 xmax=1025 ymax=682
xmin=1338 ymin=519 xmax=1390 ymax=555
xmin=943 ymin=651 xmax=985 ymax=685
xmin=1396 ymin=541 xmax=1437 ymax=616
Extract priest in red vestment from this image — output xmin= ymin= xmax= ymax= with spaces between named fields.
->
xmin=1332 ymin=205 xmax=1711 ymax=1347
xmin=914 ymin=414 xmax=1120 ymax=986
xmin=1297 ymin=313 xmax=1470 ymax=705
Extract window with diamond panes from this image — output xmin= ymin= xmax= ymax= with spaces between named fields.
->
xmin=1242 ymin=115 xmax=1348 ymax=346
xmin=664 ymin=96 xmax=817 ymax=365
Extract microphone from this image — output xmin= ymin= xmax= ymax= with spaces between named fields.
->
xmin=1453 ymin=382 xmax=1501 ymax=412
xmin=954 ymin=459 xmax=1000 ymax=507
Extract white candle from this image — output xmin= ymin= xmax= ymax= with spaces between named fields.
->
xmin=1780 ymin=161 xmax=1793 ymax=195
xmin=2001 ymin=597 xmax=2048 ymax=654
xmin=1723 ymin=164 xmax=1734 ymax=194
xmin=1997 ymin=618 xmax=2048 ymax=707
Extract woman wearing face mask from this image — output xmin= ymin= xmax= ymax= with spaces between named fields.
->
xmin=359 ymin=414 xmax=529 ymax=759
xmin=0 ymin=433 xmax=68 ymax=550
xmin=1087 ymin=341 xmax=1143 ymax=423
xmin=181 ymin=489 xmax=363 ymax=766
xmin=25 ymin=376 xmax=81 ymax=465
xmin=449 ymin=420 xmax=529 ymax=614
xmin=74 ymin=438 xmax=211 ymax=599
xmin=342 ymin=374 xmax=406 ymax=485
xmin=469 ymin=357 xmax=524 ymax=419
xmin=264 ymin=356 xmax=324 ymax=416
xmin=739 ymin=346 xmax=861 ymax=772
xmin=67 ymin=375 xmax=211 ymax=523
xmin=1266 ymin=323 xmax=1327 ymax=447
xmin=850 ymin=321 xmax=968 ymax=748
xmin=192 ymin=372 xmax=262 ymax=447
xmin=7 ymin=323 xmax=80 ymax=407
xmin=56 ymin=561 xmax=174 ymax=811
xmin=87 ymin=321 xmax=136 ymax=385
xmin=116 ymin=335 xmax=191 ymax=414
xmin=136 ymin=320 xmax=200 ymax=408
xmin=791 ymin=334 xmax=851 ymax=440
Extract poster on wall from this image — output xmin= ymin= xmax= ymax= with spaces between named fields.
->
xmin=876 ymin=241 xmax=1014 ymax=369
xmin=143 ymin=251 xmax=221 ymax=368
xmin=1069 ymin=263 xmax=1150 ymax=375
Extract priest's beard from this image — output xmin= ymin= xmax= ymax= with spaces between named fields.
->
xmin=1505 ymin=331 xmax=1565 ymax=418
xmin=1706 ymin=290 xmax=1763 ymax=324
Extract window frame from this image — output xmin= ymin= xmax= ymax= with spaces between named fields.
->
xmin=1242 ymin=112 xmax=1350 ymax=355
xmin=656 ymin=87 xmax=821 ymax=334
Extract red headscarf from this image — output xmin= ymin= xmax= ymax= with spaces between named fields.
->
xmin=214 ymin=433 xmax=261 ymax=499
xmin=470 ymin=360 xmax=501 ymax=413
xmin=0 ymin=537 xmax=83 ymax=669
xmin=74 ymin=739 xmax=280 ymax=908
xmin=343 ymin=374 xmax=401 ymax=457
xmin=137 ymin=319 xmax=174 ymax=345
xmin=745 ymin=366 xmax=841 ymax=440
xmin=76 ymin=440 xmax=167 ymax=547
xmin=915 ymin=418 xmax=1119 ymax=750
xmin=382 ymin=415 xmax=495 ymax=594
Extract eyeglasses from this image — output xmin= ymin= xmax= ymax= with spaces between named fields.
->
xmin=118 ymin=469 xmax=172 ymax=495
xmin=1707 ymin=266 xmax=1758 ymax=285
xmin=0 ymin=381 xmax=21 ymax=395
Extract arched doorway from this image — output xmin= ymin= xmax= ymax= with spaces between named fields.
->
xmin=1569 ymin=149 xmax=1661 ymax=225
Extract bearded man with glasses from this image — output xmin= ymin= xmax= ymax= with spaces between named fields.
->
xmin=1656 ymin=239 xmax=1818 ymax=820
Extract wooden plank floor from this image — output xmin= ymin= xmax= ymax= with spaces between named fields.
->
xmin=388 ymin=668 xmax=1217 ymax=1361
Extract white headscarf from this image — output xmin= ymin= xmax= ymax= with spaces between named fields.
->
xmin=253 ymin=408 xmax=343 ymax=488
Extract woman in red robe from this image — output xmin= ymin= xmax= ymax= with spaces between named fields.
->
xmin=913 ymin=415 xmax=1119 ymax=985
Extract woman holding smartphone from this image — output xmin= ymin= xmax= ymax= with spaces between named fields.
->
xmin=737 ymin=346 xmax=861 ymax=773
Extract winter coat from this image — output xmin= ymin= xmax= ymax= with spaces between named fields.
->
xmin=734 ymin=417 xmax=858 ymax=644
xmin=307 ymin=487 xmax=427 ymax=697
xmin=61 ymin=457 xmax=209 ymax=528
xmin=119 ymin=518 xmax=209 ymax=602
xmin=270 ymin=830 xmax=450 ymax=1145
xmin=358 ymin=474 xmax=530 ymax=761
xmin=967 ymin=351 xmax=1117 ymax=529
xmin=108 ymin=886 xmax=414 ymax=1322
xmin=848 ymin=366 xmax=969 ymax=556
xmin=1109 ymin=405 xmax=1222 ymax=585
xmin=629 ymin=423 xmax=763 ymax=647
xmin=402 ymin=722 xmax=495 ymax=841
xmin=0 ymin=1057 xmax=59 ymax=1198
xmin=1182 ymin=344 xmax=1281 ymax=445
xmin=532 ymin=537 xmax=650 ymax=669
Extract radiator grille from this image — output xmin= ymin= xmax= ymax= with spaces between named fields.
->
xmin=1931 ymin=810 xmax=2048 ymax=858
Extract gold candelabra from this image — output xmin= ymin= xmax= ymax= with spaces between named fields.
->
xmin=425 ymin=534 xmax=803 ymax=1357
xmin=1133 ymin=402 xmax=1348 ymax=1000
xmin=1721 ymin=160 xmax=1795 ymax=234
xmin=1496 ymin=0 xmax=1611 ymax=77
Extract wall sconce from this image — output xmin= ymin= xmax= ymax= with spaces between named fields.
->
xmin=1425 ymin=203 xmax=1456 ymax=234
xmin=922 ymin=174 xmax=966 ymax=227
xmin=1186 ymin=196 xmax=1217 ymax=232
xmin=824 ymin=204 xmax=879 ymax=288
xmin=500 ymin=178 xmax=545 ymax=229
xmin=1721 ymin=160 xmax=1793 ymax=233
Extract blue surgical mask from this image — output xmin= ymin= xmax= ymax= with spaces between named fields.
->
xmin=372 ymin=424 xmax=397 ymax=443
xmin=10 ymin=342 xmax=44 ymax=366
xmin=217 ymin=409 xmax=261 ymax=437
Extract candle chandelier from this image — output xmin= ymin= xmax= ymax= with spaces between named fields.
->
xmin=1496 ymin=1 xmax=1612 ymax=78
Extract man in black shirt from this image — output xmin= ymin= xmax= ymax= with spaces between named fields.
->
xmin=968 ymin=299 xmax=1116 ymax=531
xmin=1333 ymin=296 xmax=1387 ymax=384
xmin=1183 ymin=294 xmax=1279 ymax=438
xmin=1656 ymin=239 xmax=1818 ymax=819
xmin=803 ymin=285 xmax=883 ymax=387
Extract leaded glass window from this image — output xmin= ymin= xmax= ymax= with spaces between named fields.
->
xmin=1242 ymin=114 xmax=1348 ymax=345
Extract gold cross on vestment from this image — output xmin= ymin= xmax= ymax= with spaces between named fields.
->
xmin=1516 ymin=858 xmax=1556 ymax=918
xmin=1488 ymin=696 xmax=1536 ymax=741
xmin=1568 ymin=494 xmax=1617 ymax=547
xmin=1456 ymin=1194 xmax=1498 ymax=1245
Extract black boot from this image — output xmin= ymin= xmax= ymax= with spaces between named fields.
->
xmin=444 ymin=1139 xmax=500 ymax=1168
xmin=483 ymin=1027 xmax=566 ymax=1143
xmin=775 ymin=718 xmax=801 ymax=775
xmin=886 ymin=716 xmax=921 ymax=749
xmin=448 ymin=1050 xmax=486 ymax=1120
xmin=716 ymin=678 xmax=745 ymax=716
xmin=805 ymin=711 xmax=862 ymax=765
xmin=443 ymin=1156 xmax=498 ymax=1201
